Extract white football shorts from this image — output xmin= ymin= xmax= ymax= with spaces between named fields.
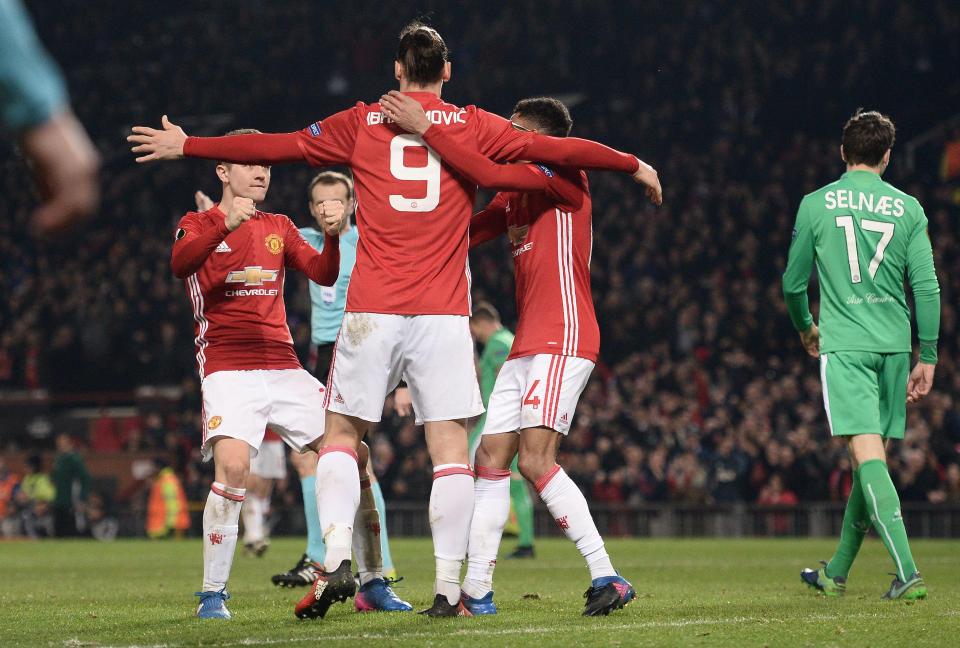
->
xmin=326 ymin=313 xmax=483 ymax=425
xmin=249 ymin=439 xmax=288 ymax=480
xmin=483 ymin=354 xmax=594 ymax=436
xmin=200 ymin=369 xmax=326 ymax=461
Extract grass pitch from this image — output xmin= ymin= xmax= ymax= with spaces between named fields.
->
xmin=1 ymin=536 xmax=957 ymax=647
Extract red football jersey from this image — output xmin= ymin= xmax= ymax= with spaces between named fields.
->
xmin=172 ymin=205 xmax=338 ymax=378
xmin=471 ymin=167 xmax=600 ymax=362
xmin=294 ymin=93 xmax=533 ymax=315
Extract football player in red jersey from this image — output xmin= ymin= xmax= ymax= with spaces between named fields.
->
xmin=172 ymin=128 xmax=350 ymax=620
xmin=379 ymin=96 xmax=645 ymax=616
xmin=130 ymin=21 xmax=660 ymax=618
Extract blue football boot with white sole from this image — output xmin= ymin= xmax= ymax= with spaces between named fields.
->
xmin=195 ymin=589 xmax=231 ymax=619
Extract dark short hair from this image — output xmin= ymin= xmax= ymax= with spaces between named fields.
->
xmin=397 ymin=21 xmax=448 ymax=86
xmin=471 ymin=301 xmax=500 ymax=323
xmin=512 ymin=97 xmax=573 ymax=137
xmin=219 ymin=128 xmax=263 ymax=167
xmin=308 ymin=171 xmax=354 ymax=202
xmin=842 ymin=109 xmax=895 ymax=167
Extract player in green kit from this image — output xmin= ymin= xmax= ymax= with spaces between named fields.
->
xmin=783 ymin=110 xmax=940 ymax=601
xmin=469 ymin=303 xmax=536 ymax=558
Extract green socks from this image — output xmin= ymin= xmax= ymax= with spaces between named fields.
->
xmin=825 ymin=469 xmax=869 ymax=579
xmin=859 ymin=459 xmax=917 ymax=581
xmin=510 ymin=475 xmax=535 ymax=548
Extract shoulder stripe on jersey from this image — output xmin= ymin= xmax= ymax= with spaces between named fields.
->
xmin=186 ymin=274 xmax=209 ymax=379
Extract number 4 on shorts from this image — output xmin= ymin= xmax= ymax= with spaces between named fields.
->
xmin=523 ymin=380 xmax=541 ymax=410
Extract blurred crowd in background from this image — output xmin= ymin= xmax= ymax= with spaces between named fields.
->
xmin=3 ymin=1 xmax=960 ymax=536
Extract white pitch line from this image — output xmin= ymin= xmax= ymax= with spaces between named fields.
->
xmin=92 ymin=610 xmax=956 ymax=648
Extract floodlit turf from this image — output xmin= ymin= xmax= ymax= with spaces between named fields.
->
xmin=1 ymin=537 xmax=957 ymax=647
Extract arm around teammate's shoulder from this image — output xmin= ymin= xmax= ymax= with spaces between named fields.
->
xmin=421 ymin=125 xmax=551 ymax=192
xmin=521 ymin=134 xmax=661 ymax=205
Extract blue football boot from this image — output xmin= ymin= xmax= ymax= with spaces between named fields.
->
xmin=354 ymin=577 xmax=413 ymax=612
xmin=195 ymin=588 xmax=231 ymax=619
xmin=460 ymin=590 xmax=497 ymax=615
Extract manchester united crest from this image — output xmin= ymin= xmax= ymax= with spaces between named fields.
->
xmin=207 ymin=416 xmax=223 ymax=430
xmin=265 ymin=233 xmax=284 ymax=255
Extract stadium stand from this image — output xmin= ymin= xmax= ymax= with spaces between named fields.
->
xmin=2 ymin=1 xmax=959 ymax=536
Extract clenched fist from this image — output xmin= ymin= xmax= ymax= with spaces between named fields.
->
xmin=224 ymin=196 xmax=256 ymax=231
xmin=318 ymin=199 xmax=345 ymax=235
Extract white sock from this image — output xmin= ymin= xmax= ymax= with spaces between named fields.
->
xmin=315 ymin=446 xmax=361 ymax=572
xmin=259 ymin=494 xmax=272 ymax=537
xmin=536 ymin=465 xmax=616 ymax=581
xmin=462 ymin=465 xmax=511 ymax=599
xmin=353 ymin=477 xmax=384 ymax=586
xmin=240 ymin=494 xmax=264 ymax=544
xmin=430 ymin=464 xmax=475 ymax=605
xmin=202 ymin=482 xmax=245 ymax=592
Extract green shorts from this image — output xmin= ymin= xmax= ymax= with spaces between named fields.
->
xmin=819 ymin=351 xmax=909 ymax=439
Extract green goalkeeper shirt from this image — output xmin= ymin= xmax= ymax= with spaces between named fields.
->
xmin=480 ymin=327 xmax=515 ymax=406
xmin=782 ymin=169 xmax=940 ymax=363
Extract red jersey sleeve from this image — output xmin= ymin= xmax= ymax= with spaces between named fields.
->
xmin=171 ymin=210 xmax=230 ymax=279
xmin=422 ymin=126 xmax=585 ymax=211
xmin=294 ymin=105 xmax=363 ymax=167
xmin=282 ymin=218 xmax=340 ymax=285
xmin=183 ymin=132 xmax=304 ymax=164
xmin=520 ymin=134 xmax=640 ymax=173
xmin=472 ymin=108 xmax=535 ymax=161
xmin=469 ymin=193 xmax=509 ymax=249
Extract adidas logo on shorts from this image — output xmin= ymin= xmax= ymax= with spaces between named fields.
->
xmin=334 ymin=393 xmax=345 ymax=405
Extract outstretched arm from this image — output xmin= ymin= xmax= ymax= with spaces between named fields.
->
xmin=128 ymin=115 xmax=303 ymax=163
xmin=129 ymin=109 xmax=359 ymax=166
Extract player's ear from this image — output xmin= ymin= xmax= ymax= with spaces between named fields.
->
xmin=882 ymin=149 xmax=891 ymax=167
xmin=215 ymin=163 xmax=230 ymax=184
xmin=394 ymin=60 xmax=403 ymax=82
xmin=442 ymin=61 xmax=451 ymax=82
xmin=839 ymin=145 xmax=846 ymax=164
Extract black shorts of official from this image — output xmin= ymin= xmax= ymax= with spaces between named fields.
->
xmin=311 ymin=342 xmax=336 ymax=384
